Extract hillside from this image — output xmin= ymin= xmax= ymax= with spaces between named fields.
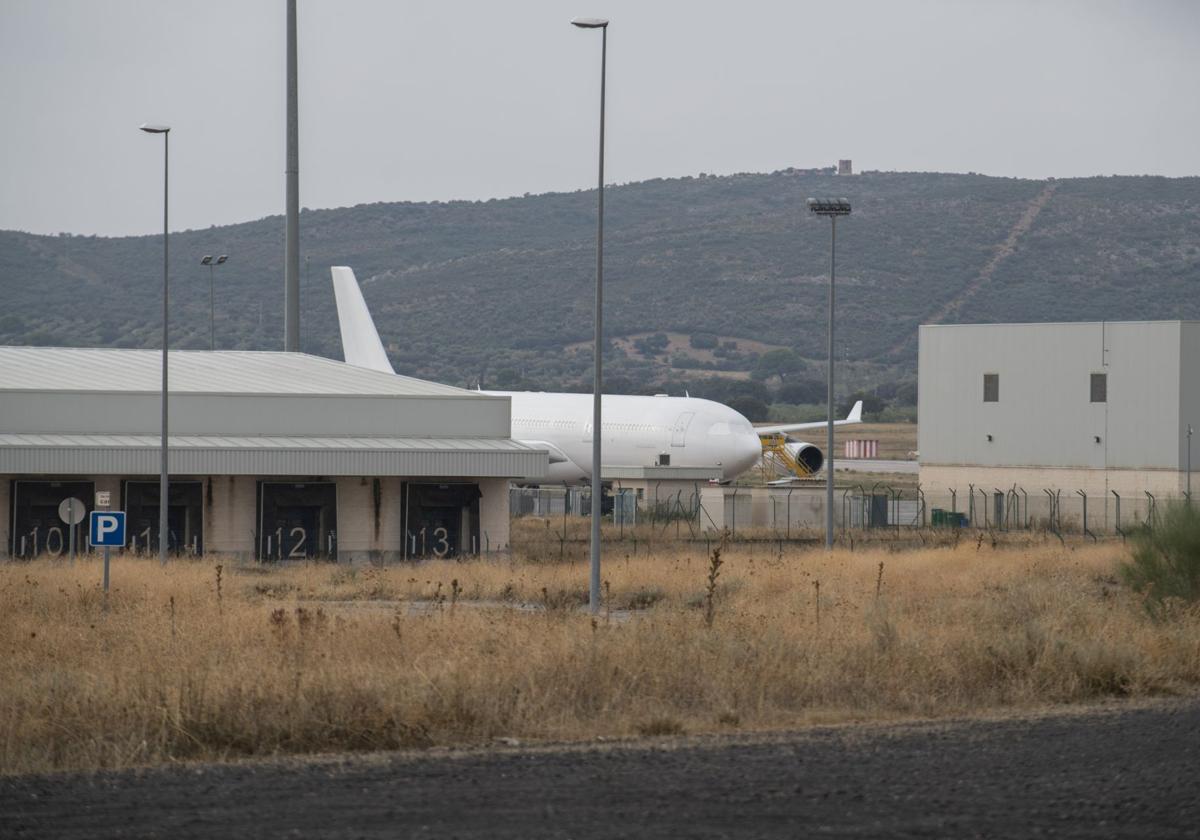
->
xmin=1 ymin=169 xmax=1198 ymax=417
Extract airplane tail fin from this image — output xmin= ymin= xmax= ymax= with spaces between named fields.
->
xmin=330 ymin=266 xmax=395 ymax=374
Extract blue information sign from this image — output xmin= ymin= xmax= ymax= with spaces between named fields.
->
xmin=89 ymin=511 xmax=126 ymax=548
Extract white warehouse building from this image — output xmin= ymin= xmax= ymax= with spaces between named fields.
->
xmin=919 ymin=321 xmax=1198 ymax=528
xmin=0 ymin=347 xmax=547 ymax=561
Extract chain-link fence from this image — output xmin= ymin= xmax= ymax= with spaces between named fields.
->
xmin=841 ymin=485 xmax=1192 ymax=538
xmin=512 ymin=483 xmax=1193 ymax=543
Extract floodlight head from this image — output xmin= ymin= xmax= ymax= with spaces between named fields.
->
xmin=216 ymin=255 xmax=228 ymax=264
xmin=571 ymin=17 xmax=609 ymax=28
xmin=201 ymin=255 xmax=213 ymax=265
xmin=139 ymin=123 xmax=171 ymax=134
xmin=807 ymin=197 xmax=852 ymax=217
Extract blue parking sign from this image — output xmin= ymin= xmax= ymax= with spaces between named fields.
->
xmin=89 ymin=511 xmax=126 ymax=547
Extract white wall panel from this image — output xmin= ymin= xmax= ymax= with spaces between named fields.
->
xmin=920 ymin=321 xmax=1189 ymax=470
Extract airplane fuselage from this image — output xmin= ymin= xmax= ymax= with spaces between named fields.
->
xmin=329 ymin=264 xmax=857 ymax=486
xmin=486 ymin=391 xmax=763 ymax=483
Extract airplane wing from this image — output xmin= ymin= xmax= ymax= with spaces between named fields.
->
xmin=330 ymin=266 xmax=395 ymax=374
xmin=755 ymin=400 xmax=863 ymax=437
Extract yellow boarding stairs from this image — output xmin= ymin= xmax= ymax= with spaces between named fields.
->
xmin=757 ymin=432 xmax=815 ymax=480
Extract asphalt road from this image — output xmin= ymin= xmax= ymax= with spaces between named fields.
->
xmin=3 ymin=698 xmax=1197 ymax=839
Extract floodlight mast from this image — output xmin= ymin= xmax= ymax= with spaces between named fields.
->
xmin=140 ymin=123 xmax=171 ymax=565
xmin=284 ymin=0 xmax=300 ymax=352
xmin=201 ymin=255 xmax=230 ymax=350
xmin=807 ymin=197 xmax=852 ymax=551
xmin=572 ymin=15 xmax=609 ymax=614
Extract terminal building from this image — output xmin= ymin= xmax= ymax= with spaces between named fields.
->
xmin=919 ymin=321 xmax=1198 ymax=511
xmin=0 ymin=347 xmax=546 ymax=561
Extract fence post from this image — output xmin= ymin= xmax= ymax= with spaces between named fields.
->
xmin=892 ymin=486 xmax=901 ymax=536
xmin=1043 ymin=489 xmax=1056 ymax=535
xmin=1112 ymin=490 xmax=1123 ymax=540
xmin=786 ymin=487 xmax=794 ymax=540
xmin=562 ymin=482 xmax=569 ymax=541
xmin=1077 ymin=489 xmax=1096 ymax=541
xmin=730 ymin=486 xmax=738 ymax=537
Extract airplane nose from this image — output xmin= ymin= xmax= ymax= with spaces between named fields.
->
xmin=731 ymin=430 xmax=762 ymax=477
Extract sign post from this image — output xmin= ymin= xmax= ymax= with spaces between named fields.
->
xmin=96 ymin=491 xmax=112 ymax=592
xmin=90 ymin=508 xmax=126 ymax=596
xmin=58 ymin=497 xmax=86 ymax=563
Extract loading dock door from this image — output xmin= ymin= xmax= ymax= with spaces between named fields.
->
xmin=404 ymin=483 xmax=481 ymax=558
xmin=10 ymin=480 xmax=94 ymax=557
xmin=124 ymin=480 xmax=204 ymax=554
xmin=258 ymin=482 xmax=337 ymax=560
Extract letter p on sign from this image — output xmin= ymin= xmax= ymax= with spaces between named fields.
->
xmin=89 ymin=511 xmax=126 ymax=548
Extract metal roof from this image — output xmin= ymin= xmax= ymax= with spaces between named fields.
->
xmin=0 ymin=347 xmax=475 ymax=397
xmin=0 ymin=434 xmax=546 ymax=478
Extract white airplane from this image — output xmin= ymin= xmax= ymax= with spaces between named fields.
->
xmin=330 ymin=266 xmax=862 ymax=483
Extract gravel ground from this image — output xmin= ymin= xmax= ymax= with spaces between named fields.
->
xmin=3 ymin=698 xmax=1198 ymax=839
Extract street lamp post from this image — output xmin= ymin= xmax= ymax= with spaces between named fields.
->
xmin=140 ymin=123 xmax=171 ymax=565
xmin=201 ymin=254 xmax=228 ymax=351
xmin=807 ymin=198 xmax=852 ymax=551
xmin=572 ymin=16 xmax=608 ymax=614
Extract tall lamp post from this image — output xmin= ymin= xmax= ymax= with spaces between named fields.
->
xmin=807 ymin=198 xmax=851 ymax=551
xmin=140 ymin=123 xmax=171 ymax=565
xmin=201 ymin=254 xmax=228 ymax=351
xmin=572 ymin=15 xmax=608 ymax=614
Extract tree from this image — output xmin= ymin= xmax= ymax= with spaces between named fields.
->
xmin=726 ymin=395 xmax=769 ymax=422
xmin=632 ymin=333 xmax=670 ymax=357
xmin=603 ymin=375 xmax=635 ymax=394
xmin=775 ymin=378 xmax=825 ymax=405
xmin=752 ymin=348 xmax=806 ymax=382
xmin=840 ymin=391 xmax=885 ymax=418
xmin=494 ymin=367 xmax=524 ymax=388
xmin=690 ymin=377 xmax=771 ymax=405
xmin=894 ymin=382 xmax=918 ymax=406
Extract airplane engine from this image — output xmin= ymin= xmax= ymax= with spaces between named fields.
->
xmin=784 ymin=441 xmax=824 ymax=475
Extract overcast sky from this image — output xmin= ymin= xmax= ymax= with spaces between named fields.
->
xmin=1 ymin=0 xmax=1198 ymax=237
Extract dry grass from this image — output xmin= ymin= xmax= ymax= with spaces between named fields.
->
xmin=3 ymin=539 xmax=1199 ymax=775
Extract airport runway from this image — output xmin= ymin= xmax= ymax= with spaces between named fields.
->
xmin=3 ymin=697 xmax=1197 ymax=838
xmin=833 ymin=458 xmax=919 ymax=474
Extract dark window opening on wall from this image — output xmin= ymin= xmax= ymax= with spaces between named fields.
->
xmin=124 ymin=480 xmax=204 ymax=555
xmin=404 ymin=482 xmax=481 ymax=558
xmin=983 ymin=373 xmax=999 ymax=403
xmin=258 ymin=481 xmax=338 ymax=560
xmin=10 ymin=480 xmax=94 ymax=557
xmin=1090 ymin=373 xmax=1107 ymax=403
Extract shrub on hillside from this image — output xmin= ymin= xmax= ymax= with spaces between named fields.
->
xmin=726 ymin=395 xmax=769 ymax=422
xmin=1120 ymin=503 xmax=1200 ymax=612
